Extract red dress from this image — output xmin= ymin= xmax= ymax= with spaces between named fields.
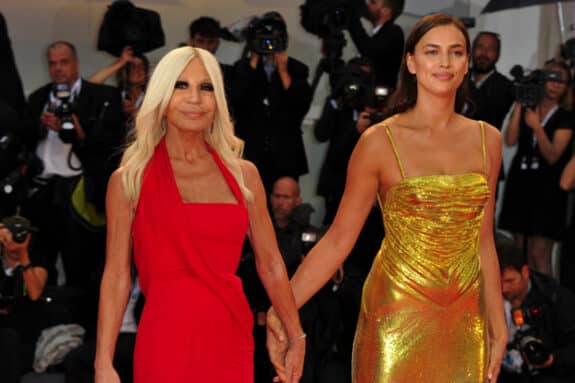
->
xmin=132 ymin=139 xmax=254 ymax=382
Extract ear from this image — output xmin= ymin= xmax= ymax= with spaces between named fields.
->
xmin=406 ymin=53 xmax=416 ymax=75
xmin=521 ymin=265 xmax=529 ymax=280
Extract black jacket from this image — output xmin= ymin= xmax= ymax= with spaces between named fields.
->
xmin=506 ymin=272 xmax=575 ymax=382
xmin=347 ymin=18 xmax=404 ymax=89
xmin=20 ymin=80 xmax=125 ymax=212
xmin=231 ymin=56 xmax=312 ymax=185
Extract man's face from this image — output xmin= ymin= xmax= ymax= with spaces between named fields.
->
xmin=270 ymin=178 xmax=301 ymax=224
xmin=190 ymin=34 xmax=220 ymax=54
xmin=48 ymin=45 xmax=79 ymax=86
xmin=501 ymin=266 xmax=529 ymax=306
xmin=365 ymin=0 xmax=383 ymax=22
xmin=472 ymin=34 xmax=499 ymax=74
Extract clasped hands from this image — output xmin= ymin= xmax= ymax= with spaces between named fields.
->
xmin=266 ymin=308 xmax=306 ymax=383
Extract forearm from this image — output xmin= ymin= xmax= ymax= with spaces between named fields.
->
xmin=258 ymin=258 xmax=302 ymax=338
xmin=22 ymin=266 xmax=47 ymax=300
xmin=481 ymin=245 xmax=507 ymax=345
xmin=94 ymin=268 xmax=131 ymax=368
xmin=560 ymin=156 xmax=575 ymax=191
xmin=89 ymin=60 xmax=126 ymax=84
xmin=290 ymin=232 xmax=350 ymax=308
xmin=533 ymin=128 xmax=565 ymax=165
xmin=504 ymin=104 xmax=521 ymax=146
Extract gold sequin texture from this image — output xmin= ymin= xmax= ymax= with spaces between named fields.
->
xmin=352 ymin=173 xmax=490 ymax=383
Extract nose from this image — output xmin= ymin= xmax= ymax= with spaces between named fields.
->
xmin=439 ymin=52 xmax=451 ymax=68
xmin=185 ymin=87 xmax=201 ymax=103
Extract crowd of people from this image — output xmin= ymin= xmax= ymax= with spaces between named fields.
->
xmin=1 ymin=1 xmax=575 ymax=382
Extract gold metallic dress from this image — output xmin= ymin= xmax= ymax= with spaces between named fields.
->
xmin=352 ymin=122 xmax=490 ymax=382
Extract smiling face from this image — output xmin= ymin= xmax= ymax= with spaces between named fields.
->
xmin=164 ymin=58 xmax=217 ymax=136
xmin=406 ymin=24 xmax=469 ymax=98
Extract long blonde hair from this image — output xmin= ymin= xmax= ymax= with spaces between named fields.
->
xmin=120 ymin=46 xmax=252 ymax=202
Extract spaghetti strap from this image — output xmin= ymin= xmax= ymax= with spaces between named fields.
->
xmin=384 ymin=124 xmax=406 ymax=179
xmin=479 ymin=121 xmax=487 ymax=176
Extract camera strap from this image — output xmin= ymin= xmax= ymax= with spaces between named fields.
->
xmin=532 ymin=105 xmax=558 ymax=148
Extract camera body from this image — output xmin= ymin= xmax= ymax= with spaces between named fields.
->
xmin=509 ymin=305 xmax=551 ymax=375
xmin=247 ymin=15 xmax=288 ymax=55
xmin=1 ymin=213 xmax=33 ymax=244
xmin=52 ymin=83 xmax=77 ymax=143
xmin=510 ymin=65 xmax=563 ymax=109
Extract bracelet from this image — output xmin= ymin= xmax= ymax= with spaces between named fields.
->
xmin=288 ymin=333 xmax=307 ymax=345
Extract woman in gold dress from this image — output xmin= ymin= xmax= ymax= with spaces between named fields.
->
xmin=268 ymin=14 xmax=507 ymax=383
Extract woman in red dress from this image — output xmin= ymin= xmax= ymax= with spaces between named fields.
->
xmin=94 ymin=47 xmax=305 ymax=383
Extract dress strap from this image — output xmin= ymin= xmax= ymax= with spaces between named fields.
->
xmin=384 ymin=124 xmax=406 ymax=179
xmin=207 ymin=144 xmax=245 ymax=205
xmin=479 ymin=121 xmax=487 ymax=176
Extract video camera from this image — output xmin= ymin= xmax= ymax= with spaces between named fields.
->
xmin=510 ymin=65 xmax=564 ymax=109
xmin=50 ymin=83 xmax=77 ymax=143
xmin=331 ymin=62 xmax=390 ymax=123
xmin=509 ymin=306 xmax=551 ymax=375
xmin=300 ymin=0 xmax=364 ymax=63
xmin=246 ymin=13 xmax=288 ymax=55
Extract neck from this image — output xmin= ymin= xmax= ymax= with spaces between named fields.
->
xmin=541 ymin=97 xmax=558 ymax=112
xmin=473 ymin=70 xmax=489 ymax=84
xmin=409 ymin=91 xmax=457 ymax=131
xmin=165 ymin=129 xmax=209 ymax=162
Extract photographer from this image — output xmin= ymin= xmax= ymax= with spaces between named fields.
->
xmin=238 ymin=177 xmax=338 ymax=383
xmin=498 ymin=59 xmax=573 ymax=276
xmin=345 ymin=0 xmax=404 ymax=89
xmin=231 ymin=12 xmax=312 ymax=193
xmin=16 ymin=41 xmax=125 ymax=298
xmin=0 ymin=226 xmax=49 ymax=383
xmin=498 ymin=243 xmax=575 ymax=383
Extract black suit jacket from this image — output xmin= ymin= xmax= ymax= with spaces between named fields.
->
xmin=232 ymin=56 xmax=312 ymax=180
xmin=347 ymin=18 xmax=404 ymax=89
xmin=21 ymin=79 xmax=125 ymax=211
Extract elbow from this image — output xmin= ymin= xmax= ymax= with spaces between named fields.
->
xmin=504 ymin=136 xmax=516 ymax=147
xmin=560 ymin=176 xmax=574 ymax=192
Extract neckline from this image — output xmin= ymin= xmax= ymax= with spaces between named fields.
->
xmin=385 ymin=171 xmax=488 ymax=195
xmin=162 ymin=140 xmax=242 ymax=207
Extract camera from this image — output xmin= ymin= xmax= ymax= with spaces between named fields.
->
xmin=1 ymin=212 xmax=34 ymax=244
xmin=51 ymin=83 xmax=77 ymax=143
xmin=510 ymin=65 xmax=564 ymax=109
xmin=246 ymin=14 xmax=288 ymax=55
xmin=509 ymin=306 xmax=551 ymax=375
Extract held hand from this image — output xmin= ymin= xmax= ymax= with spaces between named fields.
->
xmin=267 ymin=308 xmax=288 ymax=382
xmin=486 ymin=339 xmax=505 ymax=382
xmin=284 ymin=334 xmax=306 ymax=383
xmin=524 ymin=106 xmax=542 ymax=131
xmin=40 ymin=111 xmax=61 ymax=132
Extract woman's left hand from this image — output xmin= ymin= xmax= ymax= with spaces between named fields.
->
xmin=486 ymin=339 xmax=505 ymax=382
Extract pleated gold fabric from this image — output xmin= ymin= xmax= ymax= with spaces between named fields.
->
xmin=352 ymin=123 xmax=490 ymax=383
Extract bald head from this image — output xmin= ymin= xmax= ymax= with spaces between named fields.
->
xmin=270 ymin=177 xmax=301 ymax=228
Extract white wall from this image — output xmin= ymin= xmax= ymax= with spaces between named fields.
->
xmin=2 ymin=0 xmax=565 ymax=226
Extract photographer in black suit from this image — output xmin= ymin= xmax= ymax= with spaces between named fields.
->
xmin=16 ymin=42 xmax=124 ymax=322
xmin=498 ymin=243 xmax=575 ymax=382
xmin=232 ymin=12 xmax=312 ymax=193
xmin=345 ymin=0 xmax=404 ymax=89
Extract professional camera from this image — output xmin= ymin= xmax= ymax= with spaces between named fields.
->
xmin=509 ymin=306 xmax=551 ymax=375
xmin=51 ymin=83 xmax=76 ymax=143
xmin=246 ymin=13 xmax=288 ymax=55
xmin=561 ymin=38 xmax=575 ymax=61
xmin=510 ymin=65 xmax=563 ymax=109
xmin=1 ymin=211 xmax=34 ymax=244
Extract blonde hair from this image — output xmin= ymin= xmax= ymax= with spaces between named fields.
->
xmin=120 ymin=46 xmax=252 ymax=202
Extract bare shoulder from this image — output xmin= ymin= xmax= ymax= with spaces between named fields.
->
xmin=239 ymin=159 xmax=260 ymax=183
xmin=356 ymin=119 xmax=392 ymax=155
xmin=107 ymin=167 xmax=132 ymax=210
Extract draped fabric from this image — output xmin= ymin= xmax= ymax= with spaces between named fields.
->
xmin=352 ymin=122 xmax=490 ymax=382
xmin=132 ymin=139 xmax=253 ymax=382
